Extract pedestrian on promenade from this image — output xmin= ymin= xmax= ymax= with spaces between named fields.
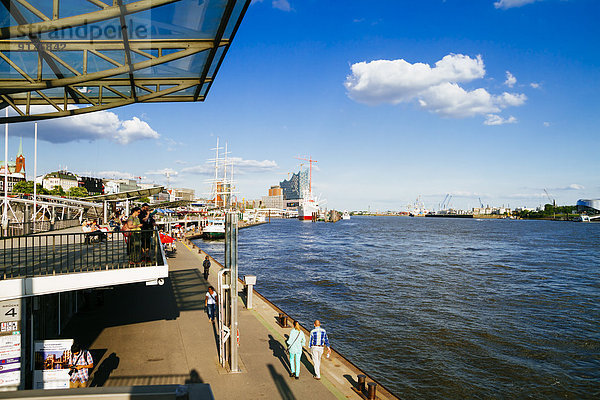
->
xmin=203 ymin=256 xmax=211 ymax=280
xmin=287 ymin=320 xmax=306 ymax=379
xmin=309 ymin=320 xmax=331 ymax=380
xmin=205 ymin=286 xmax=217 ymax=323
xmin=123 ymin=207 xmax=142 ymax=264
xmin=67 ymin=342 xmax=93 ymax=388
xmin=139 ymin=203 xmax=156 ymax=261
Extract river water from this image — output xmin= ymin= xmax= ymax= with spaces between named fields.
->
xmin=193 ymin=216 xmax=600 ymax=399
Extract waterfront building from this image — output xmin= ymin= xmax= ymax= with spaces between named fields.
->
xmin=0 ymin=169 xmax=26 ymax=192
xmin=0 ymin=138 xmax=26 ymax=176
xmin=104 ymin=179 xmax=140 ymax=194
xmin=280 ymin=169 xmax=309 ymax=200
xmin=576 ymin=199 xmax=600 ymax=215
xmin=262 ymin=186 xmax=284 ymax=209
xmin=173 ymin=188 xmax=195 ymax=202
xmin=41 ymin=170 xmax=79 ymax=191
xmin=79 ymin=176 xmax=104 ymax=195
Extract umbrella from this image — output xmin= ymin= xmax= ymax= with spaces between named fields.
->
xmin=174 ymin=224 xmax=182 ymax=228
xmin=159 ymin=232 xmax=175 ymax=244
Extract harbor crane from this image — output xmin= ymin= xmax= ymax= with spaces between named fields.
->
xmin=544 ymin=189 xmax=556 ymax=219
xmin=479 ymin=197 xmax=484 ymax=208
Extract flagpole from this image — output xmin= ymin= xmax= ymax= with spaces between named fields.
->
xmin=33 ymin=122 xmax=38 ymax=231
xmin=3 ymin=107 xmax=8 ymax=235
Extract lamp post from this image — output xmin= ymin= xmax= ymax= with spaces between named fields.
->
xmin=33 ymin=122 xmax=37 ymax=231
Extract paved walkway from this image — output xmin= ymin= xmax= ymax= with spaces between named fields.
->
xmin=62 ymin=240 xmax=397 ymax=400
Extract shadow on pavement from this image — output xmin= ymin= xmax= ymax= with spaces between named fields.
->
xmin=268 ymin=334 xmax=290 ymax=376
xmin=90 ymin=352 xmax=119 ymax=387
xmin=268 ymin=364 xmax=296 ymax=400
xmin=62 ymin=268 xmax=204 ymax=350
xmin=185 ymin=369 xmax=204 ymax=384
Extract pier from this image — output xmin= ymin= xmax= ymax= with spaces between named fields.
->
xmin=44 ymin=239 xmax=398 ymax=400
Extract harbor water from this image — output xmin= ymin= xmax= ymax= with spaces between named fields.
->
xmin=193 ymin=217 xmax=600 ymax=399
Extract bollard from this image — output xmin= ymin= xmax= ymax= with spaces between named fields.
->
xmin=357 ymin=374 xmax=366 ymax=392
xmin=244 ymin=275 xmax=256 ymax=309
xmin=367 ymin=382 xmax=377 ymax=400
xmin=198 ymin=249 xmax=202 ymax=254
xmin=278 ymin=313 xmax=288 ymax=327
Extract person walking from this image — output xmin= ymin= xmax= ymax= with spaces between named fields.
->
xmin=309 ymin=320 xmax=331 ymax=380
xmin=203 ymin=256 xmax=211 ymax=280
xmin=287 ymin=320 xmax=306 ymax=379
xmin=67 ymin=343 xmax=93 ymax=388
xmin=205 ymin=286 xmax=217 ymax=323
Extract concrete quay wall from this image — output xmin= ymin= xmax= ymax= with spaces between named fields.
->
xmin=184 ymin=238 xmax=400 ymax=400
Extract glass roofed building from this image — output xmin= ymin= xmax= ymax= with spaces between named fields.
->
xmin=0 ymin=0 xmax=250 ymax=123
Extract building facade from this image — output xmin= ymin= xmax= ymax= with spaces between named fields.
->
xmin=279 ymin=169 xmax=309 ymax=200
xmin=42 ymin=171 xmax=79 ymax=191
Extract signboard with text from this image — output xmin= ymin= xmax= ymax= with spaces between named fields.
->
xmin=0 ymin=299 xmax=21 ymax=389
xmin=33 ymin=339 xmax=74 ymax=389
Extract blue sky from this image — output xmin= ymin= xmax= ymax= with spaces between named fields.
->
xmin=5 ymin=0 xmax=600 ymax=211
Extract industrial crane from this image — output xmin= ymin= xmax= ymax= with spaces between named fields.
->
xmin=544 ymin=189 xmax=556 ymax=219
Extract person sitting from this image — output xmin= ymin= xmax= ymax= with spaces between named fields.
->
xmin=89 ymin=220 xmax=107 ymax=242
xmin=82 ymin=220 xmax=93 ymax=244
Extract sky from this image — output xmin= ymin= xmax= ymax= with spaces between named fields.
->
xmin=4 ymin=0 xmax=600 ymax=211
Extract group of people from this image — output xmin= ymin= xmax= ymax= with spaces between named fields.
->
xmin=81 ymin=219 xmax=107 ymax=244
xmin=287 ymin=319 xmax=331 ymax=380
xmin=121 ymin=204 xmax=157 ymax=264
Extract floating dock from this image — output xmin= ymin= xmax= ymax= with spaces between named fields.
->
xmin=56 ymin=239 xmax=399 ymax=399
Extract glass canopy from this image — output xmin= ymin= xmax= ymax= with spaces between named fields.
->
xmin=0 ymin=0 xmax=250 ymax=123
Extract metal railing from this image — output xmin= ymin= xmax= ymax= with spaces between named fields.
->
xmin=1 ymin=229 xmax=164 ymax=280
xmin=0 ymin=219 xmax=81 ymax=238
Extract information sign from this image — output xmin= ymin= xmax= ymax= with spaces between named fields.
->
xmin=33 ymin=339 xmax=74 ymax=389
xmin=0 ymin=299 xmax=21 ymax=389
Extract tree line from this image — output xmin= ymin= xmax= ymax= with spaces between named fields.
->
xmin=12 ymin=180 xmax=89 ymax=197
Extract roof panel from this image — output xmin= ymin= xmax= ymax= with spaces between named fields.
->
xmin=0 ymin=0 xmax=250 ymax=123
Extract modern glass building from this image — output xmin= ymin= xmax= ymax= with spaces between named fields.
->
xmin=576 ymin=199 xmax=600 ymax=215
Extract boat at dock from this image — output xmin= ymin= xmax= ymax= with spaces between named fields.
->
xmin=342 ymin=211 xmax=350 ymax=220
xmin=202 ymin=218 xmax=225 ymax=239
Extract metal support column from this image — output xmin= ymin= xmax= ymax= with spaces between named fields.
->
xmin=103 ymin=201 xmax=108 ymax=224
xmin=224 ymin=211 xmax=239 ymax=372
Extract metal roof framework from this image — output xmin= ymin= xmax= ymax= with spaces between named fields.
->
xmin=0 ymin=0 xmax=250 ymax=123
xmin=82 ymin=185 xmax=164 ymax=202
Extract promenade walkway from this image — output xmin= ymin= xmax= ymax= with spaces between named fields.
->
xmin=61 ymin=240 xmax=397 ymax=400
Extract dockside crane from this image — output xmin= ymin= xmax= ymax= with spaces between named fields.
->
xmin=544 ymin=189 xmax=556 ymax=220
xmin=478 ymin=197 xmax=484 ymax=208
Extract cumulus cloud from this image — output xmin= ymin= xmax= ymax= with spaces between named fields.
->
xmin=504 ymin=71 xmax=516 ymax=87
xmin=484 ymin=114 xmax=517 ymax=125
xmin=97 ymin=170 xmax=137 ymax=180
xmin=345 ymin=54 xmax=527 ymax=122
xmin=251 ymin=0 xmax=292 ymax=11
xmin=181 ymin=157 xmax=278 ymax=176
xmin=494 ymin=0 xmax=539 ymax=9
xmin=146 ymin=168 xmax=178 ymax=176
xmin=8 ymin=105 xmax=159 ymax=144
xmin=551 ymin=184 xmax=585 ymax=191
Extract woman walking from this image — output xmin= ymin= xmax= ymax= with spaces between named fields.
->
xmin=287 ymin=320 xmax=306 ymax=379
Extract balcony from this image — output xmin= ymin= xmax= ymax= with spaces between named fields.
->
xmin=0 ymin=229 xmax=168 ymax=301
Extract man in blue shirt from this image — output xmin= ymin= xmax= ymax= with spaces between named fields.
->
xmin=309 ymin=320 xmax=331 ymax=380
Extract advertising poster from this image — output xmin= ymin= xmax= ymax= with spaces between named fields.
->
xmin=0 ymin=299 xmax=21 ymax=389
xmin=33 ymin=339 xmax=73 ymax=390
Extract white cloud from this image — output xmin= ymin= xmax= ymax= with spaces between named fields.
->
xmin=543 ymin=121 xmax=550 ymax=127
xmin=97 ymin=170 xmax=137 ymax=180
xmin=272 ymin=0 xmax=291 ymax=11
xmin=530 ymin=82 xmax=541 ymax=89
xmin=484 ymin=114 xmax=517 ymax=125
xmin=181 ymin=164 xmax=213 ymax=175
xmin=504 ymin=71 xmax=516 ymax=87
xmin=181 ymin=158 xmax=278 ymax=176
xmin=251 ymin=0 xmax=292 ymax=11
xmin=8 ymin=105 xmax=159 ymax=144
xmin=551 ymin=184 xmax=585 ymax=191
xmin=344 ymin=54 xmax=527 ymax=122
xmin=146 ymin=168 xmax=178 ymax=176
xmin=345 ymin=54 xmax=486 ymax=105
xmin=494 ymin=0 xmax=539 ymax=10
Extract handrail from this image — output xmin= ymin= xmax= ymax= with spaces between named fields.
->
xmin=1 ymin=228 xmax=165 ymax=281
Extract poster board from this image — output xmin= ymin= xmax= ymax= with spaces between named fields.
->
xmin=33 ymin=339 xmax=74 ymax=389
xmin=0 ymin=299 xmax=21 ymax=390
